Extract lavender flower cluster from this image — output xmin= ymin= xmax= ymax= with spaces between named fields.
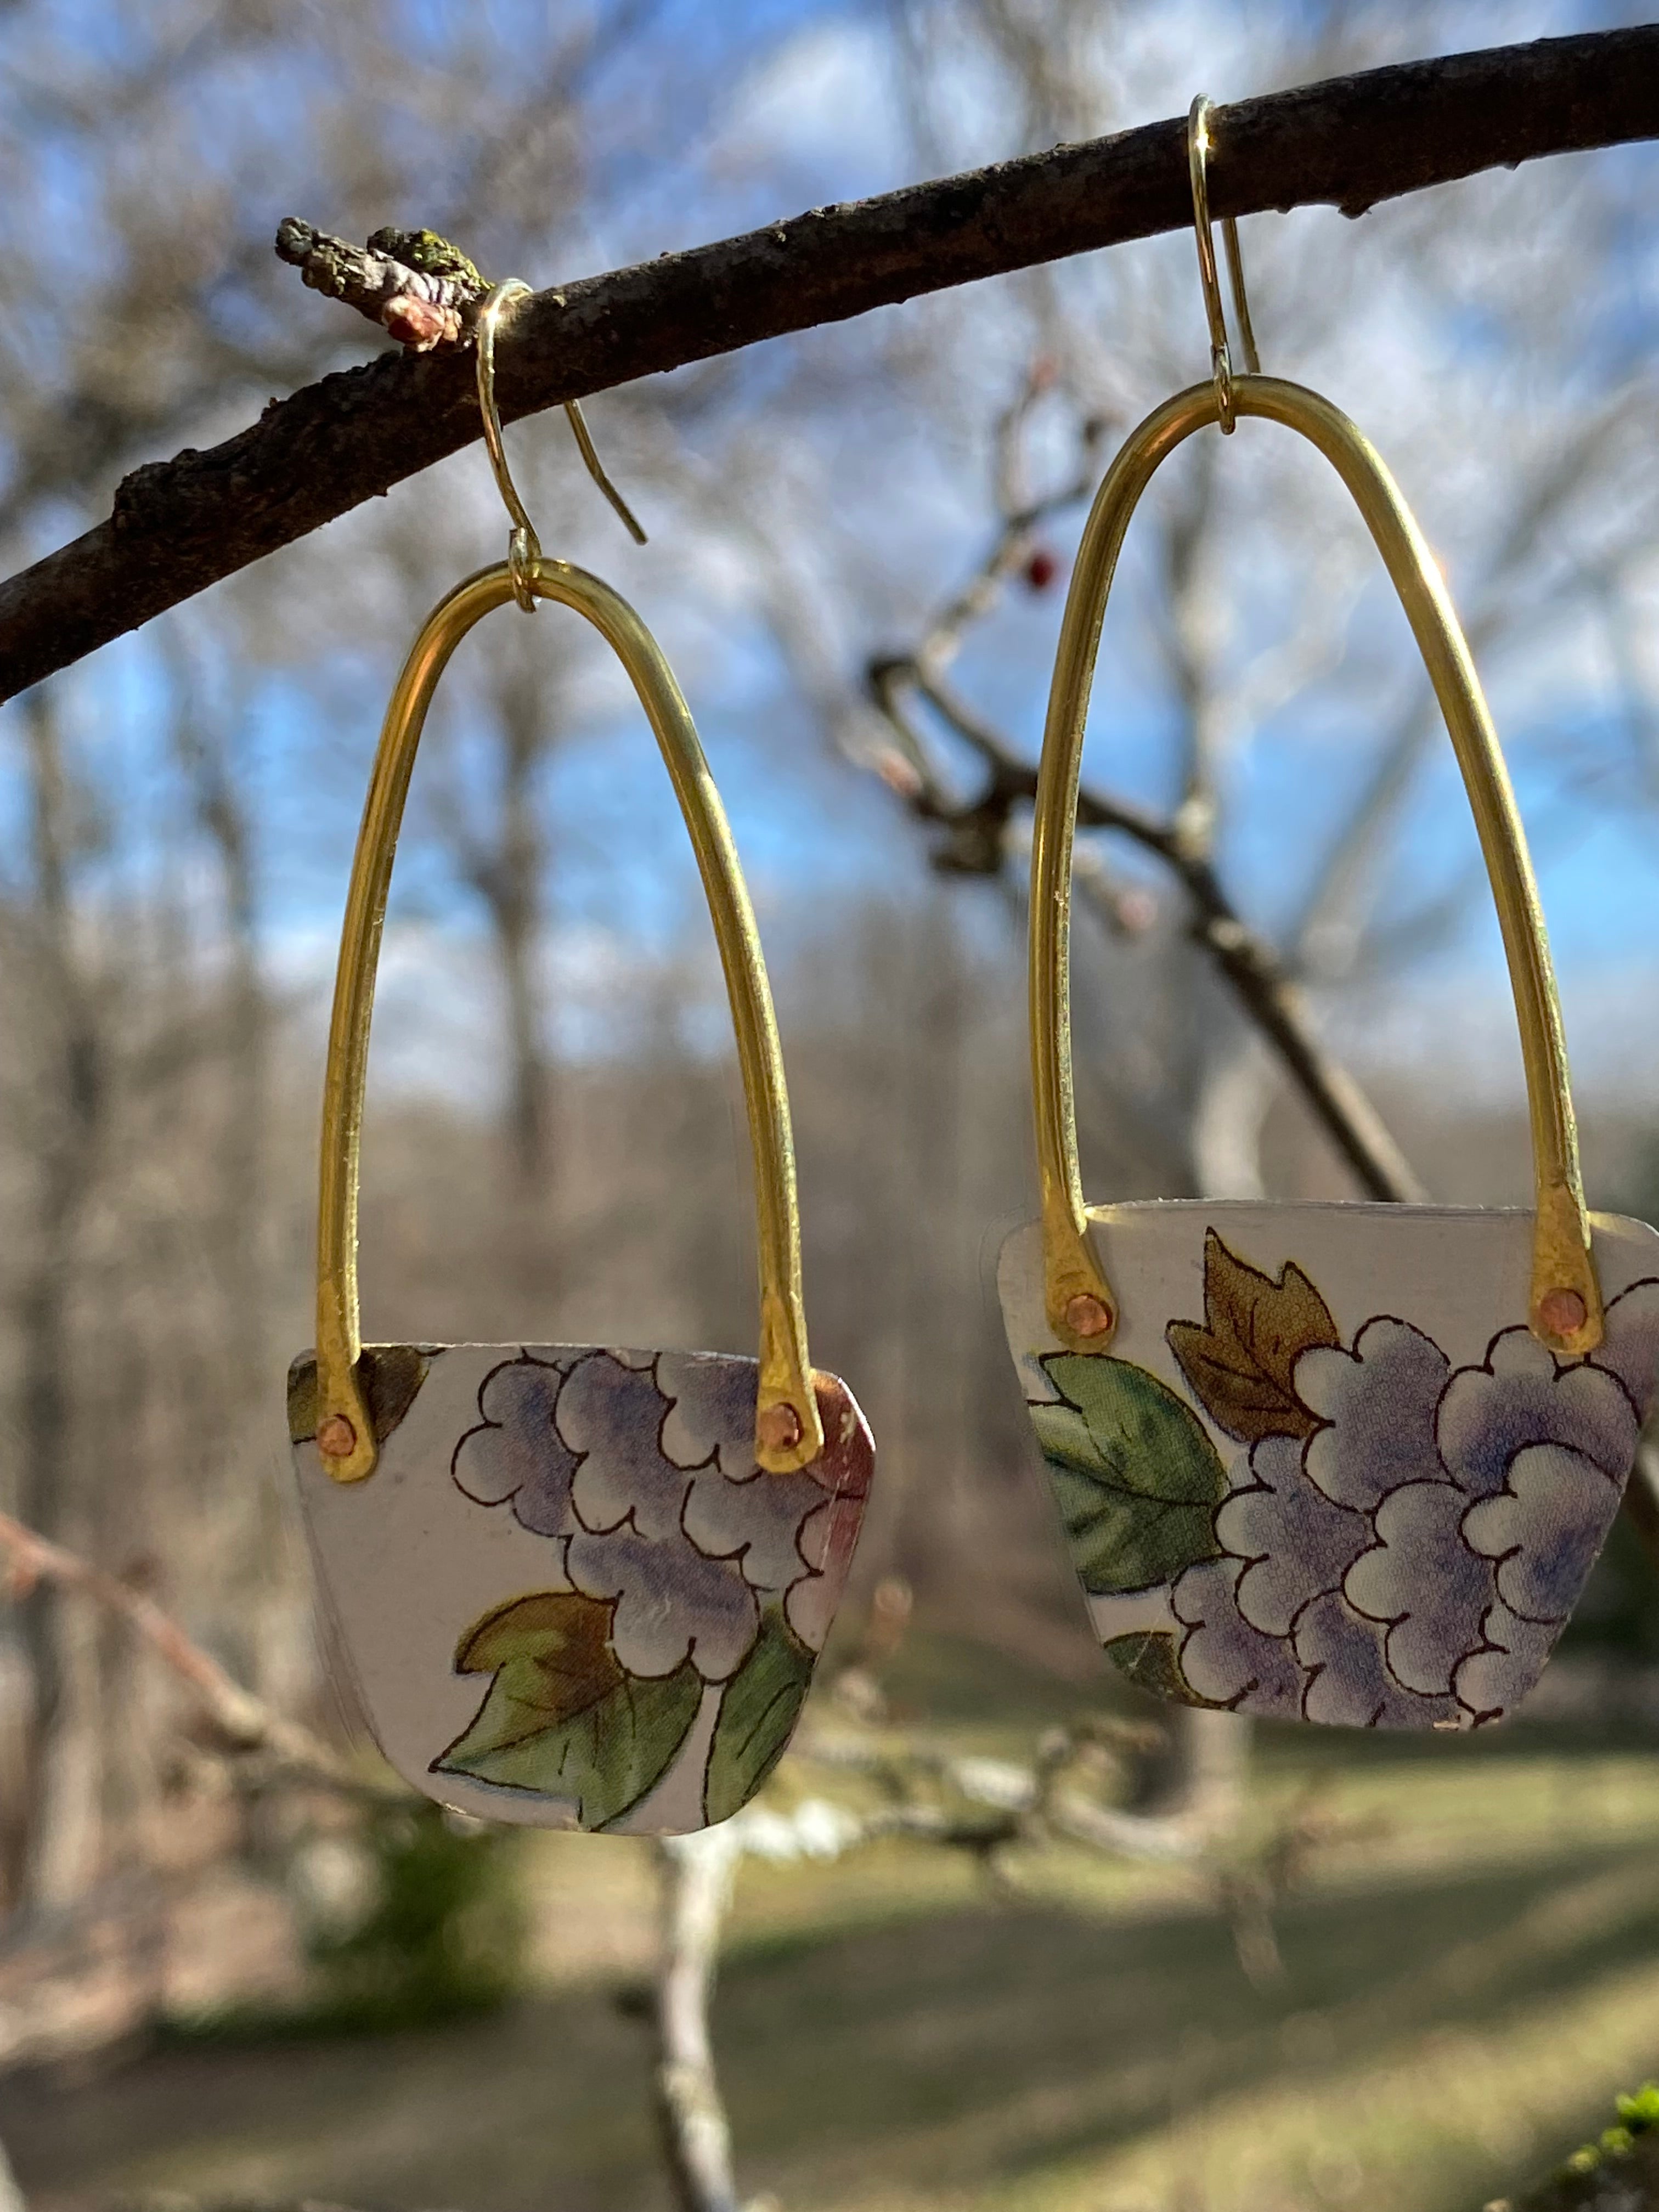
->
xmin=451 ymin=1350 xmax=858 ymax=1680
xmin=1171 ymin=1281 xmax=1659 ymax=1726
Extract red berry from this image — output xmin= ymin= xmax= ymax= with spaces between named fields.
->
xmin=1025 ymin=548 xmax=1057 ymax=591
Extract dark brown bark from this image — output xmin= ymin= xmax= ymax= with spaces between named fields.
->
xmin=2 ymin=28 xmax=1657 ymax=702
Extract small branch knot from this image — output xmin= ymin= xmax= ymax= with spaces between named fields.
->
xmin=274 ymin=217 xmax=491 ymax=352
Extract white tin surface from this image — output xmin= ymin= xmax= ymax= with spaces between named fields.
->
xmin=291 ymin=1344 xmax=872 ymax=1830
xmin=999 ymin=1203 xmax=1659 ymax=1730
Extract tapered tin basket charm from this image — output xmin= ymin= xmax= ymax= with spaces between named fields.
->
xmin=289 ymin=288 xmax=872 ymax=1831
xmin=998 ymin=104 xmax=1659 ymax=1733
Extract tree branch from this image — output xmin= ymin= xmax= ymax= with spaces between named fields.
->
xmin=273 ymin=219 xmax=484 ymax=351
xmin=653 ymin=1830 xmax=746 ymax=2212
xmin=638 ymin=1700 xmax=1363 ymax=2209
xmin=0 ymin=1508 xmax=367 ymax=1796
xmin=869 ymin=627 xmax=1426 ymax=1202
xmin=3 ymin=29 xmax=1657 ymax=701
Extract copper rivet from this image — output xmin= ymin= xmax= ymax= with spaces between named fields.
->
xmin=1539 ymin=1288 xmax=1587 ymax=1339
xmin=1065 ymin=1293 xmax=1113 ymax=1339
xmin=757 ymin=1402 xmax=803 ymax=1453
xmin=316 ymin=1414 xmax=357 ymax=1459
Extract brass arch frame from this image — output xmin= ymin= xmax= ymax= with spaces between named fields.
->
xmin=313 ymin=558 xmax=824 ymax=1483
xmin=1029 ymin=374 xmax=1602 ymax=1362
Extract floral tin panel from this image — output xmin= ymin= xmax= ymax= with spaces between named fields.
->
xmin=998 ymin=1203 xmax=1659 ymax=1730
xmin=289 ymin=1346 xmax=873 ymax=1831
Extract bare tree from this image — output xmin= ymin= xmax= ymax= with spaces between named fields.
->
xmin=0 ymin=10 xmax=1655 ymax=2211
xmin=7 ymin=688 xmax=108 ymax=1910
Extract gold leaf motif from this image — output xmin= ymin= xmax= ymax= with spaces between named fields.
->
xmin=452 ymin=1590 xmax=624 ymax=1728
xmin=1165 ymin=1229 xmax=1338 ymax=1444
xmin=286 ymin=1342 xmax=431 ymax=1446
xmin=436 ymin=1589 xmax=700 ymax=1827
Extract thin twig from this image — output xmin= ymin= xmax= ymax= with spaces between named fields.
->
xmin=273 ymin=219 xmax=484 ymax=351
xmin=0 ymin=1508 xmax=367 ymax=1795
xmin=639 ymin=1583 xmax=1351 ymax=2210
xmin=654 ymin=1830 xmax=744 ymax=2212
xmin=863 ymin=398 xmax=1426 ymax=1204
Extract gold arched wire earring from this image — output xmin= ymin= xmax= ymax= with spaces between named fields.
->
xmin=997 ymin=99 xmax=1659 ymax=1734
xmin=288 ymin=284 xmax=873 ymax=1833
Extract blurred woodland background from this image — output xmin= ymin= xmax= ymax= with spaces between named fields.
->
xmin=3 ymin=3 xmax=1659 ymax=2210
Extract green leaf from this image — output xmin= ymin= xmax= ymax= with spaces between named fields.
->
xmin=1023 ymin=1400 xmax=1107 ymax=1480
xmin=444 ymin=1593 xmax=623 ymax=1760
xmin=1031 ymin=1355 xmax=1227 ymax=1595
xmin=1103 ymin=1630 xmax=1209 ymax=1708
xmin=704 ymin=1607 xmax=817 ymax=1826
xmin=433 ymin=1590 xmax=702 ymax=1830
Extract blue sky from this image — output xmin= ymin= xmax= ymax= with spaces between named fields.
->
xmin=7 ymin=0 xmax=1659 ymax=1125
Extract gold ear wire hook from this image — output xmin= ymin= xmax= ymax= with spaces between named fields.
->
xmin=1187 ymin=96 xmax=1261 ymax=432
xmin=476 ymin=279 xmax=647 ymax=613
xmin=1223 ymin=215 xmax=1261 ymax=379
xmin=562 ymin=397 xmax=648 ymax=548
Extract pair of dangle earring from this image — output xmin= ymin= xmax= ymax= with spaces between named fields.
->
xmin=289 ymin=284 xmax=874 ymax=1834
xmin=998 ymin=98 xmax=1659 ymax=1734
xmin=290 ymin=95 xmax=1659 ymax=1808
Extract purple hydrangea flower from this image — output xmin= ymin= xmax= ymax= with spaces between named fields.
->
xmin=560 ymin=1354 xmax=690 ymax=1542
xmin=450 ymin=1348 xmax=864 ymax=1688
xmin=1294 ymin=1589 xmax=1461 ymax=1729
xmin=1461 ymin=1442 xmax=1623 ymax=1622
xmin=1171 ymin=1557 xmax=1305 ymax=1713
xmin=656 ymin=1352 xmax=759 ymax=1472
xmin=657 ymin=1352 xmax=836 ymax=1598
xmin=450 ymin=1355 xmax=578 ymax=1536
xmin=1143 ymin=1274 xmax=1659 ymax=1729
xmin=684 ymin=1459 xmax=831 ymax=1596
xmin=1217 ymin=1434 xmax=1370 ymax=1637
xmin=1438 ymin=1326 xmax=1636 ymax=1499
xmin=1342 ymin=1480 xmax=1495 ymax=1697
xmin=1296 ymin=1319 xmax=1449 ymax=1512
xmin=566 ymin=1524 xmax=759 ymax=1681
xmin=1592 ymin=1279 xmax=1659 ymax=1409
xmin=1453 ymin=1600 xmax=1560 ymax=1720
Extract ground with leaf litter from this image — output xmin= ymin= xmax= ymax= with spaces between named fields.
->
xmin=9 ymin=1635 xmax=1659 ymax=2212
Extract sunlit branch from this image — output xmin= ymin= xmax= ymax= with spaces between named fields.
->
xmin=3 ymin=28 xmax=1657 ymax=699
xmin=861 ymin=361 xmax=1428 ymax=1211
xmin=0 ymin=1508 xmax=375 ymax=1799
